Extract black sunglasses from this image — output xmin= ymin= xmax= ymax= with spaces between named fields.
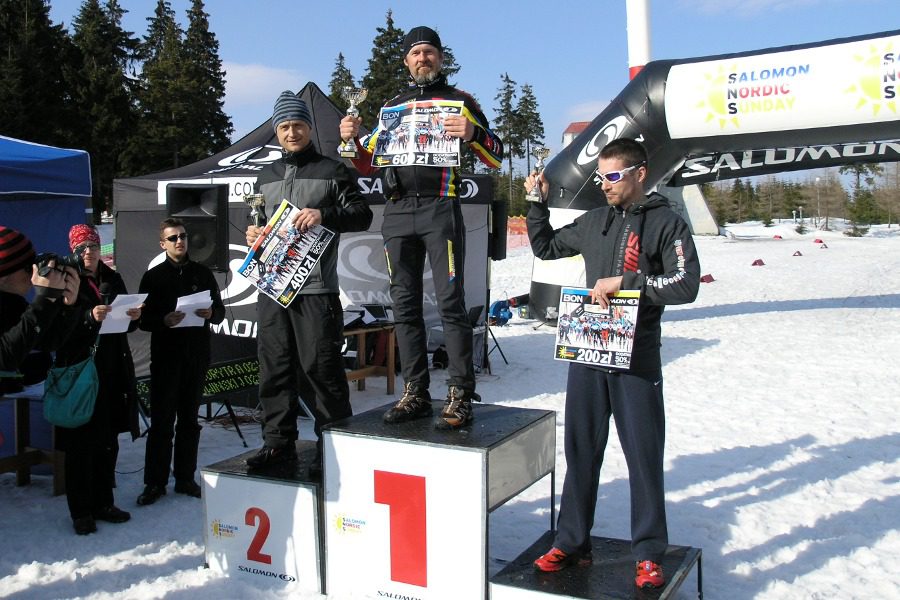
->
xmin=165 ymin=233 xmax=188 ymax=243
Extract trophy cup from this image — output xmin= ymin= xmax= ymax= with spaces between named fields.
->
xmin=526 ymin=147 xmax=551 ymax=202
xmin=244 ymin=193 xmax=267 ymax=227
xmin=338 ymin=86 xmax=368 ymax=158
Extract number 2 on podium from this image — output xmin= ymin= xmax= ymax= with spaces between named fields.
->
xmin=245 ymin=506 xmax=273 ymax=564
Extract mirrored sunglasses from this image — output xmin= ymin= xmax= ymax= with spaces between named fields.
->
xmin=594 ymin=162 xmax=645 ymax=185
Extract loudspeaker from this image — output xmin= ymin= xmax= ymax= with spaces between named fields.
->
xmin=166 ymin=183 xmax=229 ymax=271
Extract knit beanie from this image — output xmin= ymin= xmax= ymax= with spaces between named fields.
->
xmin=403 ymin=26 xmax=442 ymax=56
xmin=272 ymin=91 xmax=312 ymax=131
xmin=68 ymin=224 xmax=101 ymax=252
xmin=0 ymin=226 xmax=35 ymax=278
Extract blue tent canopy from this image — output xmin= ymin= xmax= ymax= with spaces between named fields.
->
xmin=0 ymin=135 xmax=92 ymax=256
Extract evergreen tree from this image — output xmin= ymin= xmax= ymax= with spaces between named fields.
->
xmin=125 ymin=0 xmax=188 ymax=172
xmin=69 ymin=0 xmax=139 ymax=220
xmin=181 ymin=0 xmax=233 ymax=161
xmin=439 ymin=44 xmax=461 ymax=84
xmin=493 ymin=73 xmax=521 ymax=201
xmin=359 ymin=10 xmax=407 ymax=125
xmin=515 ymin=83 xmax=545 ymax=173
xmin=328 ymin=52 xmax=356 ymax=113
xmin=0 ymin=0 xmax=78 ymax=146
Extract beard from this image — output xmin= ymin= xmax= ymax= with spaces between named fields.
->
xmin=411 ymin=67 xmax=440 ymax=86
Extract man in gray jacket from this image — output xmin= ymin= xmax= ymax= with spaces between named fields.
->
xmin=245 ymin=91 xmax=373 ymax=473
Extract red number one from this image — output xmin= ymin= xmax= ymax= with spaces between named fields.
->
xmin=245 ymin=506 xmax=273 ymax=564
xmin=374 ymin=470 xmax=427 ymax=587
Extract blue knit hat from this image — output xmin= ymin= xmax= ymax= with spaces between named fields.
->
xmin=272 ymin=91 xmax=312 ymax=131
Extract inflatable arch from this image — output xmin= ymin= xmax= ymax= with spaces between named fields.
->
xmin=530 ymin=28 xmax=900 ymax=322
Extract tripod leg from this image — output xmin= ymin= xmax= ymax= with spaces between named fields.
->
xmin=487 ymin=326 xmax=509 ymax=365
xmin=223 ymin=400 xmax=248 ymax=448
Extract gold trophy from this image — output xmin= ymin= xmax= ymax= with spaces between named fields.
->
xmin=244 ymin=193 xmax=267 ymax=227
xmin=526 ymin=147 xmax=551 ymax=202
xmin=338 ymin=86 xmax=368 ymax=158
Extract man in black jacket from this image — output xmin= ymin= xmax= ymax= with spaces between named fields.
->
xmin=244 ymin=92 xmax=373 ymax=472
xmin=339 ymin=26 xmax=503 ymax=430
xmin=136 ymin=218 xmax=225 ymax=505
xmin=525 ymin=138 xmax=700 ymax=589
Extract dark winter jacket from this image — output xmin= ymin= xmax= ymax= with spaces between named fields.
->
xmin=528 ymin=192 xmax=701 ymax=372
xmin=355 ymin=74 xmax=503 ymax=198
xmin=254 ymin=143 xmax=373 ymax=295
xmin=0 ymin=289 xmax=73 ymax=392
xmin=53 ymin=261 xmax=140 ymax=441
xmin=138 ymin=256 xmax=225 ymax=367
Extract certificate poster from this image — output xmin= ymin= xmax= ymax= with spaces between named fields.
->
xmin=372 ymin=100 xmax=462 ymax=168
xmin=238 ymin=199 xmax=334 ymax=308
xmin=554 ymin=287 xmax=640 ymax=370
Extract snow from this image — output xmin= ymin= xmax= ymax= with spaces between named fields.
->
xmin=2 ymin=220 xmax=899 ymax=599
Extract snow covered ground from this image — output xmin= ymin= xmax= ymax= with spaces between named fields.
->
xmin=1 ymin=220 xmax=898 ymax=599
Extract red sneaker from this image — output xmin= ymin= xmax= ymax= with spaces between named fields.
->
xmin=635 ymin=560 xmax=665 ymax=588
xmin=533 ymin=547 xmax=592 ymax=572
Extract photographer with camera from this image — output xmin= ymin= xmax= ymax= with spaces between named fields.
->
xmin=0 ymin=226 xmax=80 ymax=377
xmin=49 ymin=224 xmax=143 ymax=535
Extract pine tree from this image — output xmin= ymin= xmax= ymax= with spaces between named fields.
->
xmin=515 ymin=83 xmax=545 ymax=173
xmin=328 ymin=52 xmax=356 ymax=113
xmin=440 ymin=44 xmax=461 ymax=84
xmin=493 ymin=73 xmax=521 ymax=201
xmin=125 ymin=0 xmax=188 ymax=172
xmin=69 ymin=0 xmax=138 ymax=219
xmin=181 ymin=0 xmax=233 ymax=161
xmin=359 ymin=10 xmax=407 ymax=125
xmin=0 ymin=0 xmax=78 ymax=146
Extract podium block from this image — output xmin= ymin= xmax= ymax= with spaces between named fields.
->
xmin=490 ymin=531 xmax=702 ymax=599
xmin=201 ymin=441 xmax=324 ymax=594
xmin=323 ymin=402 xmax=556 ymax=600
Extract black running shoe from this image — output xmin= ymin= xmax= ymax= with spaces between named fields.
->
xmin=246 ymin=445 xmax=298 ymax=469
xmin=433 ymin=386 xmax=480 ymax=430
xmin=383 ymin=382 xmax=433 ymax=423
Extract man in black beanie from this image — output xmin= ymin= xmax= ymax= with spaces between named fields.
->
xmin=339 ymin=26 xmax=503 ymax=430
xmin=245 ymin=91 xmax=372 ymax=474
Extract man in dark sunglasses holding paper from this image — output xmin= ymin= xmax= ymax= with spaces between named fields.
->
xmin=136 ymin=218 xmax=225 ymax=506
xmin=525 ymin=138 xmax=700 ymax=589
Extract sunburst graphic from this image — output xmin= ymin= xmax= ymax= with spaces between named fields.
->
xmin=695 ymin=64 xmax=741 ymax=130
xmin=845 ymin=42 xmax=898 ymax=116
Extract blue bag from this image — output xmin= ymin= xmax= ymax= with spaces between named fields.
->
xmin=42 ymin=354 xmax=98 ymax=428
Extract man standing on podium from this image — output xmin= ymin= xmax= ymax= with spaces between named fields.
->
xmin=525 ymin=138 xmax=700 ymax=589
xmin=245 ymin=91 xmax=372 ymax=475
xmin=339 ymin=25 xmax=503 ymax=430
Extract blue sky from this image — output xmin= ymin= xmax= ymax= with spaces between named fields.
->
xmin=49 ymin=0 xmax=900 ymax=169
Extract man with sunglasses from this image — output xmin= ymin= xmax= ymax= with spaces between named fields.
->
xmin=525 ymin=138 xmax=700 ymax=589
xmin=136 ymin=218 xmax=225 ymax=506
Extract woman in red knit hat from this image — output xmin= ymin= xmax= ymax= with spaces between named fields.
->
xmin=53 ymin=224 xmax=142 ymax=535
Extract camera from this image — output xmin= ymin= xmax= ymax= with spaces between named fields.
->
xmin=34 ymin=252 xmax=86 ymax=277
